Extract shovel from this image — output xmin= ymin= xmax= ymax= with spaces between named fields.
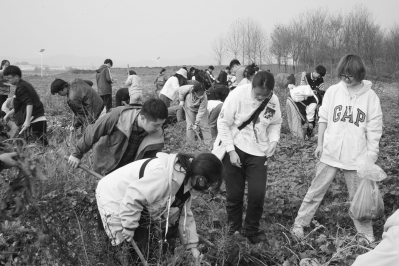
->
xmin=63 ymin=156 xmax=148 ymax=266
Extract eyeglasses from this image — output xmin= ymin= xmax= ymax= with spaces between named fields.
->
xmin=5 ymin=75 xmax=16 ymax=81
xmin=340 ymin=74 xmax=354 ymax=80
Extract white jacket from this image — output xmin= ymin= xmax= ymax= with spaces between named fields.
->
xmin=160 ymin=76 xmax=180 ymax=101
xmin=319 ymin=80 xmax=382 ymax=170
xmin=125 ymin=75 xmax=142 ymax=103
xmin=217 ymin=83 xmax=282 ymax=157
xmin=96 ymin=152 xmax=198 ymax=248
xmin=352 ymin=210 xmax=399 ymax=266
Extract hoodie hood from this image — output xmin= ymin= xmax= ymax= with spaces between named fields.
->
xmin=340 ymin=80 xmax=372 ymax=116
xmin=156 ymin=152 xmax=178 ymax=193
xmin=96 ymin=64 xmax=109 ymax=73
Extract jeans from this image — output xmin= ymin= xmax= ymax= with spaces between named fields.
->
xmin=294 ymin=161 xmax=373 ymax=235
xmin=223 ymin=146 xmax=267 ymax=234
xmin=208 ymin=103 xmax=223 ymax=138
xmin=185 ymin=108 xmax=212 ymax=145
xmin=101 ymin=94 xmax=112 ymax=113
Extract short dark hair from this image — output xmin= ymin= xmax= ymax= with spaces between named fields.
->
xmin=160 ymin=68 xmax=166 ymax=74
xmin=129 ymin=70 xmax=136 ymax=75
xmin=192 ymin=82 xmax=205 ymax=94
xmin=229 ymin=59 xmax=241 ymax=69
xmin=336 ymin=54 xmax=366 ymax=82
xmin=1 ymin=60 xmax=10 ymax=70
xmin=315 ymin=65 xmax=326 ymax=77
xmin=141 ymin=98 xmax=168 ymax=121
xmin=208 ymin=66 xmax=214 ymax=70
xmin=189 ymin=67 xmax=196 ymax=73
xmin=3 ymin=65 xmax=22 ymax=78
xmin=225 ymin=66 xmax=230 ymax=70
xmin=182 ymin=67 xmax=188 ymax=71
xmin=104 ymin=59 xmax=113 ymax=66
xmin=252 ymin=71 xmax=275 ymax=90
xmin=50 ymin=78 xmax=68 ymax=95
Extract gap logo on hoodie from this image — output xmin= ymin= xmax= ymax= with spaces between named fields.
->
xmin=333 ymin=105 xmax=366 ymax=127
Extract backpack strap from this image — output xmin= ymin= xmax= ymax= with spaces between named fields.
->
xmin=139 ymin=158 xmax=156 ymax=179
xmin=238 ymin=93 xmax=273 ymax=131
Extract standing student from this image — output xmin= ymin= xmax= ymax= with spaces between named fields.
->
xmin=96 ymin=152 xmax=222 ymax=263
xmin=154 ymin=68 xmax=167 ymax=96
xmin=50 ymin=78 xmax=104 ymax=130
xmin=217 ymin=71 xmax=282 ymax=243
xmin=68 ymin=98 xmax=167 ymax=176
xmin=159 ymin=68 xmax=187 ymax=108
xmin=179 ymin=81 xmax=212 ymax=145
xmin=291 ymin=55 xmax=383 ymax=244
xmin=0 ymin=60 xmax=11 ymax=108
xmin=217 ymin=67 xmax=229 ymax=86
xmin=125 ymin=70 xmax=143 ymax=104
xmin=3 ymin=66 xmax=48 ymax=145
xmin=207 ymin=100 xmax=223 ymax=138
xmin=96 ymin=59 xmax=115 ymax=113
xmin=206 ymin=65 xmax=216 ymax=82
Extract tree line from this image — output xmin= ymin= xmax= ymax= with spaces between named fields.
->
xmin=212 ymin=4 xmax=399 ymax=76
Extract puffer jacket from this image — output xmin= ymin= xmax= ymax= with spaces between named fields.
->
xmin=96 ymin=152 xmax=199 ymax=248
xmin=72 ymin=106 xmax=164 ymax=175
xmin=67 ymin=78 xmax=104 ymax=129
xmin=95 ymin=65 xmax=113 ymax=95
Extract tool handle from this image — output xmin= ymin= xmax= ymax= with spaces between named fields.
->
xmin=63 ymin=156 xmax=103 ymax=179
xmin=130 ymin=240 xmax=148 ymax=266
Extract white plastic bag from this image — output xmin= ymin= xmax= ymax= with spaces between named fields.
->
xmin=349 ymin=157 xmax=387 ymax=221
xmin=211 ymin=135 xmax=226 ymax=161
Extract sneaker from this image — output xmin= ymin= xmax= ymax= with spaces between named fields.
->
xmin=243 ymin=230 xmax=266 ymax=244
xmin=291 ymin=224 xmax=304 ymax=238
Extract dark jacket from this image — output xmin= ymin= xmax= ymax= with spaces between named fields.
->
xmin=67 ymin=78 xmax=104 ymax=129
xmin=0 ymin=71 xmax=10 ymax=95
xmin=13 ymin=79 xmax=45 ymax=126
xmin=217 ymin=71 xmax=228 ymax=86
xmin=72 ymin=106 xmax=164 ymax=176
xmin=95 ymin=65 xmax=113 ymax=95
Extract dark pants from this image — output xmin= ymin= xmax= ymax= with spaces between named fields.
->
xmin=159 ymin=94 xmax=171 ymax=108
xmin=101 ymin=94 xmax=112 ymax=112
xmin=0 ymin=95 xmax=8 ymax=109
xmin=223 ymin=146 xmax=267 ymax=234
xmin=30 ymin=120 xmax=48 ymax=146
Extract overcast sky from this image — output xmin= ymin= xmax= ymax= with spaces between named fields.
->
xmin=2 ymin=0 xmax=398 ymax=67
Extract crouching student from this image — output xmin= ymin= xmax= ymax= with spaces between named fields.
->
xmin=352 ymin=210 xmax=399 ymax=266
xmin=291 ymin=55 xmax=383 ymax=244
xmin=96 ymin=152 xmax=223 ymax=264
xmin=3 ymin=66 xmax=48 ymax=145
xmin=216 ymin=71 xmax=282 ymax=244
xmin=179 ymin=81 xmax=212 ymax=145
xmin=115 ymin=88 xmax=130 ymax=107
xmin=207 ymin=100 xmax=223 ymax=138
xmin=50 ymin=78 xmax=104 ymax=130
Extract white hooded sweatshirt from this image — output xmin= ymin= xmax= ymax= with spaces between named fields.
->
xmin=217 ymin=83 xmax=282 ymax=157
xmin=96 ymin=152 xmax=198 ymax=248
xmin=319 ymin=80 xmax=382 ymax=170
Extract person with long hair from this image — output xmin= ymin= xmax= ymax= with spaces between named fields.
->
xmin=0 ymin=60 xmax=11 ymax=108
xmin=159 ymin=68 xmax=188 ymax=108
xmin=216 ymin=71 xmax=282 ymax=244
xmin=96 ymin=152 xmax=223 ymax=264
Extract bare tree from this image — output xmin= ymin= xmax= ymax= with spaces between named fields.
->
xmin=211 ymin=35 xmax=225 ymax=66
xmin=226 ymin=21 xmax=242 ymax=60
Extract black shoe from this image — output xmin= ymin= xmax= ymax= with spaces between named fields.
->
xmin=243 ymin=230 xmax=266 ymax=244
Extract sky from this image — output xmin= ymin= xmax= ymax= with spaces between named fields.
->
xmin=2 ymin=0 xmax=398 ymax=67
